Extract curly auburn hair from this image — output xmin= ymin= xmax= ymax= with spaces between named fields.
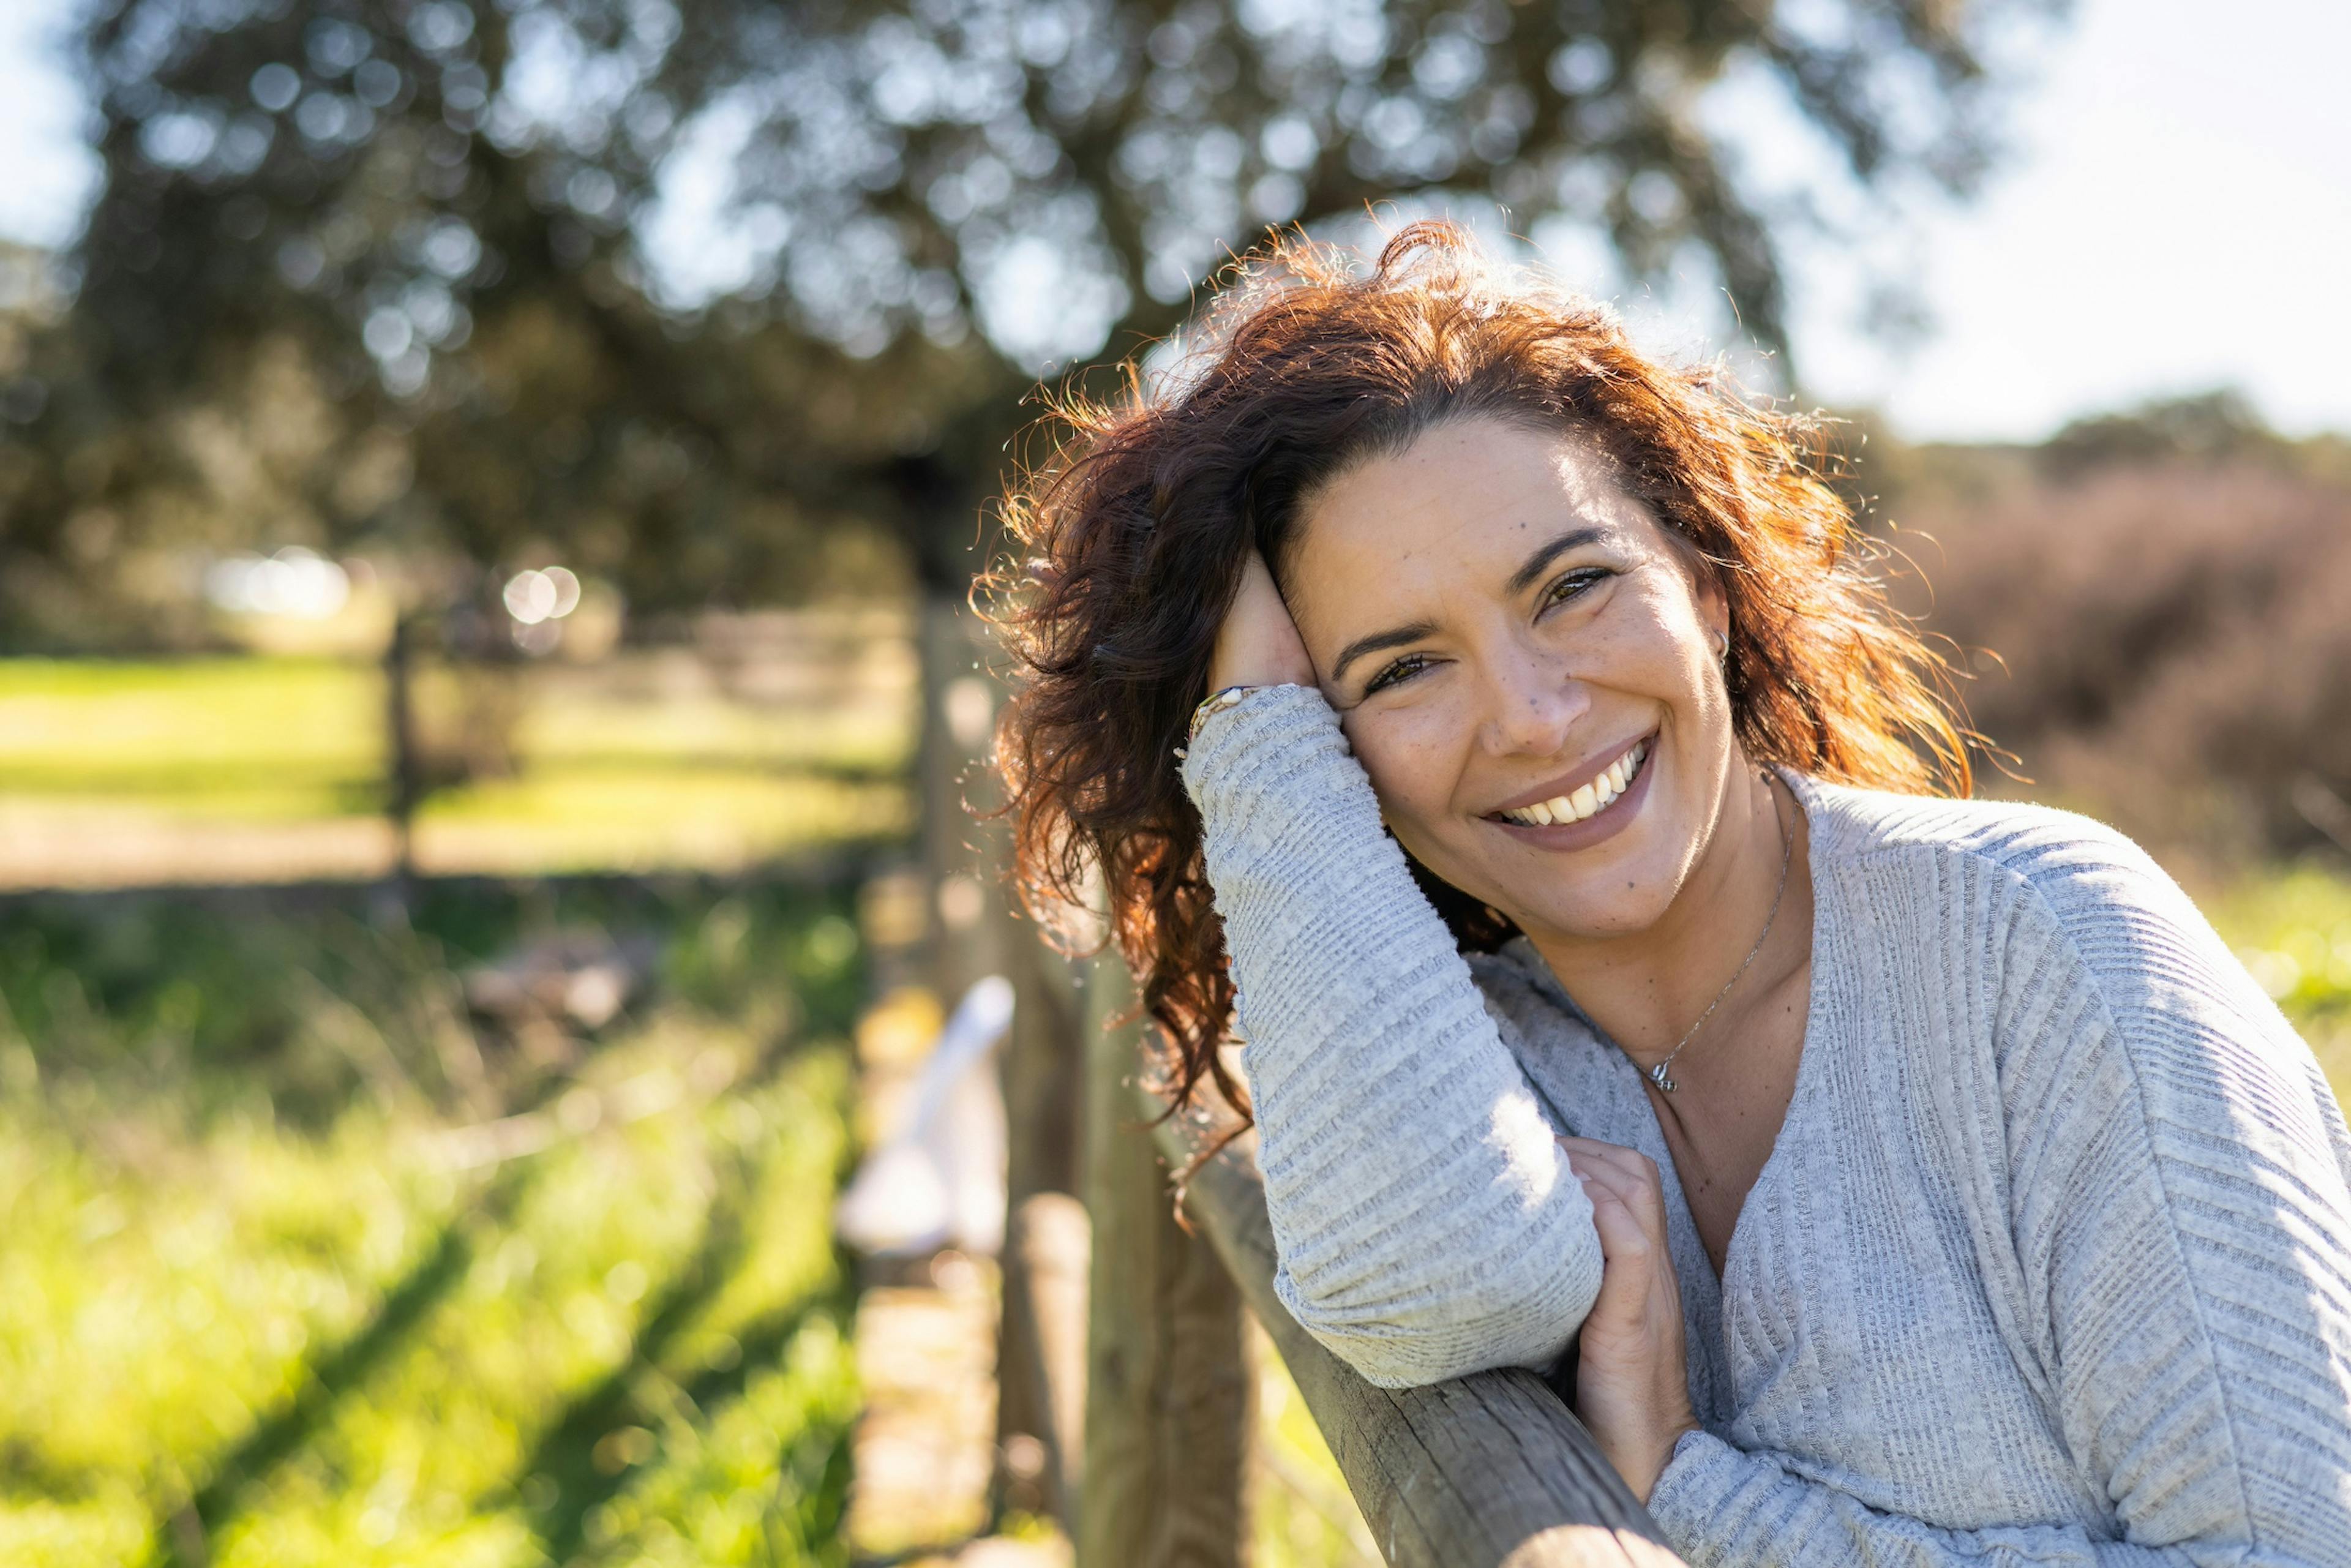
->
xmin=984 ymin=220 xmax=1974 ymax=1125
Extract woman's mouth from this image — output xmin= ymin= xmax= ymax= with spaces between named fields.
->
xmin=1491 ymin=737 xmax=1649 ymax=828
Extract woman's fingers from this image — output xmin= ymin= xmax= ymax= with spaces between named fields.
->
xmin=1559 ymin=1135 xmax=1673 ymax=1240
xmin=1558 ymin=1133 xmax=1651 ymax=1178
xmin=1559 ymin=1134 xmax=1700 ymax=1507
xmin=1562 ymin=1136 xmax=1680 ymax=1327
xmin=1577 ymin=1171 xmax=1655 ymax=1270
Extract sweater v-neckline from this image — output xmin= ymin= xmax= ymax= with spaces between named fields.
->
xmin=1510 ymin=766 xmax=1837 ymax=1302
xmin=1673 ymin=766 xmax=1832 ymax=1298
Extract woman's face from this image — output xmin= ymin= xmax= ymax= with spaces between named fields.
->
xmin=1280 ymin=416 xmax=1742 ymax=943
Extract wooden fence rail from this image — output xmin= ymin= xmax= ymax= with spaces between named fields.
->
xmin=1155 ymin=1108 xmax=1686 ymax=1568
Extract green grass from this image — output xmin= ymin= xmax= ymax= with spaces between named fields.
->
xmin=0 ymin=655 xmax=913 ymax=879
xmin=2207 ymin=863 xmax=2351 ymax=1100
xmin=0 ymin=659 xmax=382 ymax=784
xmin=418 ymin=771 xmax=909 ymax=877
xmin=0 ymin=881 xmax=865 ymax=1568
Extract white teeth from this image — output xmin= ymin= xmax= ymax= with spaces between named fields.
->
xmin=1499 ymin=737 xmax=1651 ymax=827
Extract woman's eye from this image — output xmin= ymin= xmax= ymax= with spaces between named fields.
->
xmin=1540 ymin=567 xmax=1610 ymax=611
xmin=1363 ymin=653 xmax=1433 ymax=696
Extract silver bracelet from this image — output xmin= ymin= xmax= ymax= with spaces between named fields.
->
xmin=1174 ymin=684 xmax=1262 ymax=759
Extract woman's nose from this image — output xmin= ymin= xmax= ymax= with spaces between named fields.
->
xmin=1477 ymin=650 xmax=1589 ymax=758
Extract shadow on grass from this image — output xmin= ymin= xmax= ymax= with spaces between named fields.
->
xmin=514 ymin=1152 xmax=853 ymax=1566
xmin=146 ymin=1163 xmax=535 ymax=1568
xmin=517 ymin=1177 xmax=752 ymax=1564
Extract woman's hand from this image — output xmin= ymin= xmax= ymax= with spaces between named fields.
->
xmin=1561 ymin=1134 xmax=1701 ymax=1505
xmin=1208 ymin=550 xmax=1318 ymax=693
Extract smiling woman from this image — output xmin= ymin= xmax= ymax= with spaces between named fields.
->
xmin=986 ymin=223 xmax=2351 ymax=1563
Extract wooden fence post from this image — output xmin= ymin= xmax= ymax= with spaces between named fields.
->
xmin=917 ymin=593 xmax=1002 ymax=999
xmin=921 ymin=590 xmax=1089 ymax=1523
xmin=1004 ymin=1188 xmax=1090 ymax=1521
xmin=383 ymin=610 xmax=421 ymax=885
xmin=992 ymin=925 xmax=1086 ymax=1523
xmin=1079 ymin=953 xmax=1253 ymax=1566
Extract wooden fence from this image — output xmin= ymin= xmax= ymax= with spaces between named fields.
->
xmin=917 ymin=596 xmax=1692 ymax=1567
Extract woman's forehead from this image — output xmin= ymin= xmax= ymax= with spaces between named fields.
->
xmin=1285 ymin=419 xmax=1655 ymax=607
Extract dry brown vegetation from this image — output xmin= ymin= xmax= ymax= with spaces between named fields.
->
xmin=1867 ymin=426 xmax=2351 ymax=870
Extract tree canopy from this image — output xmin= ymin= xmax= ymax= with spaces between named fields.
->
xmin=0 ymin=0 xmax=2053 ymax=645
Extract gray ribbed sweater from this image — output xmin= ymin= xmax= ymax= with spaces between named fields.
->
xmin=1181 ymin=684 xmax=2351 ymax=1566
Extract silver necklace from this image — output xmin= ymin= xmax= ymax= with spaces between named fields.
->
xmin=1647 ymin=779 xmax=1793 ymax=1093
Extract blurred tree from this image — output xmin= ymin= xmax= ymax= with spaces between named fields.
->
xmin=659 ymin=0 xmax=2058 ymax=586
xmin=2039 ymin=389 xmax=2289 ymax=480
xmin=0 ymin=0 xmax=927 ymax=646
xmin=0 ymin=0 xmax=2058 ymax=641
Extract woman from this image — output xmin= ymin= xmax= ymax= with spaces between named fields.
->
xmin=990 ymin=222 xmax=2351 ymax=1564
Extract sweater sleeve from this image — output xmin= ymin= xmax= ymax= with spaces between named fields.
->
xmin=1648 ymin=828 xmax=2351 ymax=1566
xmin=1178 ymin=683 xmax=1604 ymax=1389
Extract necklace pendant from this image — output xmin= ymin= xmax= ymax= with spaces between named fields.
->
xmin=1648 ymin=1061 xmax=1678 ymax=1093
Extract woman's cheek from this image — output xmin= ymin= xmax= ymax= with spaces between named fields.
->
xmin=1348 ymin=716 xmax=1453 ymax=828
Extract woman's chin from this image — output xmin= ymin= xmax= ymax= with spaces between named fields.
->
xmin=1508 ymin=876 xmax=1679 ymax=944
xmin=1474 ymin=815 xmax=1688 ymax=942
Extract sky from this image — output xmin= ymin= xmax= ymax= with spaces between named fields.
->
xmin=1780 ymin=0 xmax=2351 ymax=440
xmin=2 ymin=0 xmax=2345 ymax=443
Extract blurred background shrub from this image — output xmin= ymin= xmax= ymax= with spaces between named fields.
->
xmin=1864 ymin=394 xmax=2351 ymax=866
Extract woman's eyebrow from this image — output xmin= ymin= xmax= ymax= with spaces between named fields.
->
xmin=1504 ymin=525 xmax=1610 ymax=596
xmin=1331 ymin=619 xmax=1439 ymax=686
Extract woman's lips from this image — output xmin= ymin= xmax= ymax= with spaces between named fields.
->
xmin=1485 ymin=732 xmax=1658 ymax=851
xmin=1491 ymin=735 xmax=1649 ymax=826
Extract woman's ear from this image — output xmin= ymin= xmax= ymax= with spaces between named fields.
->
xmin=1690 ymin=561 xmax=1731 ymax=656
xmin=1656 ymin=513 xmax=1730 ymax=653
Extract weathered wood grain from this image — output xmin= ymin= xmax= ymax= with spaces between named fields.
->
xmin=993 ymin=916 xmax=1084 ymax=1521
xmin=1079 ymin=958 xmax=1253 ymax=1567
xmin=1005 ymin=1190 xmax=1092 ymax=1522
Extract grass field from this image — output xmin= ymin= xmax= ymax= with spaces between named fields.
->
xmin=0 ymin=650 xmax=913 ymax=887
xmin=0 ymin=880 xmax=866 ymax=1568
xmin=7 ymin=862 xmax=2344 ymax=1568
xmin=2209 ymin=866 xmax=2351 ymax=1101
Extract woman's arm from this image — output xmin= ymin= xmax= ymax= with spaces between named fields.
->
xmin=1645 ymin=831 xmax=2351 ymax=1566
xmin=1179 ymin=681 xmax=1605 ymax=1388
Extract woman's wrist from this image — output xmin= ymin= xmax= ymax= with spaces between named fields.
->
xmin=1178 ymin=680 xmax=1317 ymax=758
xmin=1206 ymin=552 xmax=1316 ymax=692
xmin=1205 ymin=652 xmax=1315 ymax=692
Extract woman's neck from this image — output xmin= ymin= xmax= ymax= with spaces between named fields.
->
xmin=1524 ymin=760 xmax=1813 ymax=1073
